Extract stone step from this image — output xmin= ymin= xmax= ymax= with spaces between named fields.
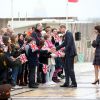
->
xmin=10 ymin=96 xmax=99 ymax=100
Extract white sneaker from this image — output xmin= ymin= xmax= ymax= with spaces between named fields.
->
xmin=45 ymin=82 xmax=51 ymax=86
xmin=45 ymin=82 xmax=56 ymax=87
xmin=12 ymin=85 xmax=22 ymax=89
xmin=44 ymin=82 xmax=51 ymax=87
xmin=49 ymin=81 xmax=56 ymax=85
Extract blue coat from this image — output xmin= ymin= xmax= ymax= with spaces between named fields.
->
xmin=56 ymin=31 xmax=77 ymax=57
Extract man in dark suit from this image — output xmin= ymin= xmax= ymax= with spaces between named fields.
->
xmin=56 ymin=25 xmax=77 ymax=88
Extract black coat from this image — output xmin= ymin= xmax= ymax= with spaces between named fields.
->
xmin=92 ymin=34 xmax=100 ymax=65
xmin=31 ymin=29 xmax=42 ymax=46
xmin=27 ymin=45 xmax=49 ymax=67
xmin=39 ymin=52 xmax=51 ymax=65
xmin=0 ymin=53 xmax=10 ymax=84
xmin=56 ymin=31 xmax=77 ymax=57
xmin=18 ymin=39 xmax=24 ymax=47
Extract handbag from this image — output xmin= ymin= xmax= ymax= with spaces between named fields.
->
xmin=0 ymin=84 xmax=12 ymax=99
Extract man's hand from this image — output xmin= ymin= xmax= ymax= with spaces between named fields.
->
xmin=51 ymin=47 xmax=56 ymax=53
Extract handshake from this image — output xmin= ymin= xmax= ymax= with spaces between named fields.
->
xmin=48 ymin=47 xmax=56 ymax=53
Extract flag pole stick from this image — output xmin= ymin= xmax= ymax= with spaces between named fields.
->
xmin=66 ymin=0 xmax=69 ymax=27
xmin=11 ymin=0 xmax=14 ymax=29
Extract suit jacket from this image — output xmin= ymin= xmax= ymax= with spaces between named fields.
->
xmin=56 ymin=31 xmax=77 ymax=57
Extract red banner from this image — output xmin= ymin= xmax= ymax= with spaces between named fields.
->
xmin=68 ymin=0 xmax=78 ymax=2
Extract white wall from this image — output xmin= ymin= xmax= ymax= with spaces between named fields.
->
xmin=0 ymin=0 xmax=100 ymax=19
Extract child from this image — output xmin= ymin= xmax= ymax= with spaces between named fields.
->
xmin=26 ymin=37 xmax=49 ymax=88
xmin=43 ymin=35 xmax=57 ymax=86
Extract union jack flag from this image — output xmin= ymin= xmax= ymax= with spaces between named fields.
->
xmin=30 ymin=44 xmax=38 ymax=51
xmin=55 ymin=51 xmax=62 ymax=57
xmin=42 ymin=64 xmax=48 ymax=74
xmin=55 ymin=51 xmax=65 ymax=57
xmin=20 ymin=54 xmax=28 ymax=64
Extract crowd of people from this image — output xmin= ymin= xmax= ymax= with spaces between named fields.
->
xmin=0 ymin=23 xmax=100 ymax=89
xmin=0 ymin=24 xmax=67 ymax=89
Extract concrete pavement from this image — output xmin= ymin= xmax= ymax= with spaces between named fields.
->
xmin=10 ymin=62 xmax=100 ymax=100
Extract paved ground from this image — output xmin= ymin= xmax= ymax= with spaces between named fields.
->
xmin=10 ymin=63 xmax=100 ymax=100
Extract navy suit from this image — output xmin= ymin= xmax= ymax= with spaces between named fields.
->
xmin=56 ymin=31 xmax=77 ymax=85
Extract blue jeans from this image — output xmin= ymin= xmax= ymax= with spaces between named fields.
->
xmin=46 ymin=65 xmax=55 ymax=82
xmin=12 ymin=64 xmax=22 ymax=86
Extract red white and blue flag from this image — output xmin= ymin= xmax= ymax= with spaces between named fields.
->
xmin=42 ymin=64 xmax=48 ymax=74
xmin=20 ymin=54 xmax=28 ymax=64
xmin=68 ymin=0 xmax=78 ymax=3
xmin=30 ymin=44 xmax=38 ymax=50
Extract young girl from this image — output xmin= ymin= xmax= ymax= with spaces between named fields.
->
xmin=39 ymin=40 xmax=51 ymax=83
xmin=43 ymin=35 xmax=57 ymax=86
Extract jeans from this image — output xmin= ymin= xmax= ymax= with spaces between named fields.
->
xmin=46 ymin=65 xmax=55 ymax=82
xmin=11 ymin=64 xmax=22 ymax=86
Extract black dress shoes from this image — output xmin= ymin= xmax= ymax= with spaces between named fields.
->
xmin=60 ymin=83 xmax=69 ymax=87
xmin=70 ymin=84 xmax=77 ymax=88
xmin=35 ymin=83 xmax=39 ymax=86
xmin=29 ymin=85 xmax=38 ymax=88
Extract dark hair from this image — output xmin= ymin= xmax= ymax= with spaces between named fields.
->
xmin=25 ymin=36 xmax=29 ymax=42
xmin=60 ymin=25 xmax=66 ymax=29
xmin=18 ymin=33 xmax=22 ymax=39
xmin=10 ymin=34 xmax=17 ymax=44
xmin=39 ymin=39 xmax=44 ymax=47
xmin=2 ymin=35 xmax=10 ymax=46
xmin=52 ymin=28 xmax=57 ymax=32
xmin=35 ymin=24 xmax=38 ymax=29
xmin=32 ymin=26 xmax=35 ymax=30
xmin=35 ymin=23 xmax=41 ymax=29
xmin=44 ymin=35 xmax=49 ymax=40
xmin=45 ymin=26 xmax=51 ymax=29
xmin=45 ymin=26 xmax=51 ymax=33
xmin=27 ymin=37 xmax=33 ymax=43
xmin=23 ymin=33 xmax=27 ymax=38
xmin=95 ymin=25 xmax=100 ymax=33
